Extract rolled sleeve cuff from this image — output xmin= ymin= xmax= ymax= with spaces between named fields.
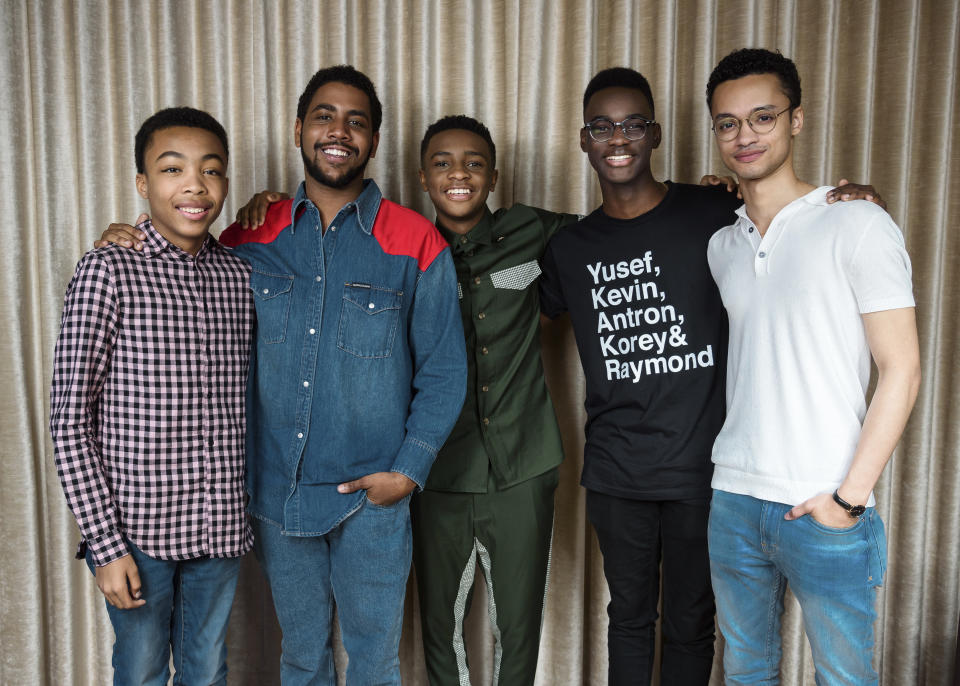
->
xmin=87 ymin=529 xmax=129 ymax=567
xmin=391 ymin=436 xmax=439 ymax=491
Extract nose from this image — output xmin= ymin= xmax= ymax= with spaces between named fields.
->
xmin=448 ymin=162 xmax=469 ymax=179
xmin=181 ymin=167 xmax=208 ymax=194
xmin=734 ymin=118 xmax=758 ymax=146
xmin=608 ymin=122 xmax=630 ymax=145
xmin=325 ymin=115 xmax=350 ymax=140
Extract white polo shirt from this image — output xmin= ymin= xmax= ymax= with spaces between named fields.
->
xmin=707 ymin=187 xmax=914 ymax=506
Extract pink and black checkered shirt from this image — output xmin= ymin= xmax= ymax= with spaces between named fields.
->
xmin=50 ymin=220 xmax=255 ymax=566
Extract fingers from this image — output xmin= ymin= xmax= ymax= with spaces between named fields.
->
xmin=98 ymin=224 xmax=145 ymax=251
xmin=784 ymin=501 xmax=811 ymax=520
xmin=237 ymin=191 xmax=286 ymax=229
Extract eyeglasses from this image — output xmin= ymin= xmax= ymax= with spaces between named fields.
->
xmin=583 ymin=116 xmax=657 ymax=142
xmin=712 ymin=106 xmax=792 ymax=141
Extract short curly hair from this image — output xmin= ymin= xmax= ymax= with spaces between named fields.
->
xmin=297 ymin=65 xmax=382 ymax=133
xmin=706 ymin=48 xmax=801 ymax=112
xmin=419 ymin=115 xmax=496 ymax=168
xmin=582 ymin=67 xmax=655 ymax=118
xmin=134 ymin=107 xmax=228 ymax=174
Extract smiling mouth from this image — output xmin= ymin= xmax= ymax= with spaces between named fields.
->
xmin=177 ymin=205 xmax=211 ymax=218
xmin=605 ymin=153 xmax=634 ymax=166
xmin=445 ymin=188 xmax=474 ymax=199
xmin=734 ymin=148 xmax=764 ymax=163
xmin=317 ymin=144 xmax=355 ymax=161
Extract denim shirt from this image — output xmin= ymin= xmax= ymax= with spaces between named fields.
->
xmin=220 ymin=180 xmax=467 ymax=535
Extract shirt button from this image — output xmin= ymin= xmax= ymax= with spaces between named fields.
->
xmin=303 ymin=381 xmax=310 ymax=387
xmin=315 ymin=275 xmax=322 ymax=282
xmin=481 ymin=385 xmax=489 ymax=392
xmin=297 ymin=432 xmax=304 ymax=439
xmin=209 ymin=486 xmax=216 ymax=494
xmin=309 ymin=328 xmax=316 ymax=335
xmin=482 ymin=417 xmax=490 ymax=426
xmin=474 ymin=277 xmax=482 ymax=285
xmin=460 ymin=236 xmax=468 ymax=244
xmin=330 ymin=225 xmax=336 ymax=232
xmin=368 ymin=302 xmax=375 ymax=309
xmin=478 ymin=312 xmax=486 ymax=320
xmin=758 ymin=251 xmax=766 ymax=258
xmin=262 ymin=288 xmax=270 ymax=294
xmin=748 ymin=227 xmax=754 ymax=233
xmin=481 ymin=346 xmax=489 ymax=355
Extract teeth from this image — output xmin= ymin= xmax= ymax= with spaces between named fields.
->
xmin=180 ymin=207 xmax=206 ymax=214
xmin=607 ymin=154 xmax=632 ymax=161
xmin=324 ymin=148 xmax=349 ymax=157
xmin=447 ymin=188 xmax=471 ymax=195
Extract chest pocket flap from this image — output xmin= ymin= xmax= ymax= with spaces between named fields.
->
xmin=250 ymin=270 xmax=294 ymax=344
xmin=338 ymin=282 xmax=403 ymax=358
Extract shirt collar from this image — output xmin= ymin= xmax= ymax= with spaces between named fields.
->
xmin=137 ymin=218 xmax=213 ymax=260
xmin=290 ymin=178 xmax=383 ymax=234
xmin=437 ymin=206 xmax=495 ymax=254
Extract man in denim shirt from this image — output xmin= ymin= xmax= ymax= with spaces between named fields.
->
xmin=222 ymin=66 xmax=465 ymax=684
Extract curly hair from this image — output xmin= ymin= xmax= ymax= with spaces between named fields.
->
xmin=582 ymin=67 xmax=655 ymax=118
xmin=134 ymin=107 xmax=228 ymax=173
xmin=706 ymin=48 xmax=801 ymax=111
xmin=419 ymin=115 xmax=496 ymax=168
xmin=297 ymin=65 xmax=382 ymax=133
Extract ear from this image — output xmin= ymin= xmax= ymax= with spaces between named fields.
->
xmin=790 ymin=106 xmax=804 ymax=136
xmin=135 ymin=173 xmax=148 ymax=199
xmin=489 ymin=168 xmax=499 ymax=192
xmin=580 ymin=127 xmax=590 ymax=153
xmin=418 ymin=168 xmax=428 ymax=192
xmin=294 ymin=118 xmax=303 ymax=149
xmin=368 ymin=131 xmax=380 ymax=159
xmin=651 ymin=122 xmax=662 ymax=150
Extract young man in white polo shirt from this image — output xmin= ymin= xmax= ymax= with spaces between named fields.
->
xmin=704 ymin=48 xmax=921 ymax=685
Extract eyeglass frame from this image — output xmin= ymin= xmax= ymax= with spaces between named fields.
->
xmin=711 ymin=106 xmax=793 ymax=141
xmin=582 ymin=115 xmax=658 ymax=142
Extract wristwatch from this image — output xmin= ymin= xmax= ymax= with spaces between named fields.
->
xmin=832 ymin=490 xmax=866 ymax=518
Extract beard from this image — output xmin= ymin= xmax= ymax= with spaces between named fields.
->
xmin=301 ymin=144 xmax=370 ymax=189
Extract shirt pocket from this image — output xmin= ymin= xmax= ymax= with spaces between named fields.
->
xmin=337 ymin=282 xmax=403 ymax=358
xmin=250 ymin=270 xmax=294 ymax=344
xmin=489 ymin=259 xmax=542 ymax=291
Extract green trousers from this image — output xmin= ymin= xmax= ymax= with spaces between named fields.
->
xmin=411 ymin=467 xmax=558 ymax=686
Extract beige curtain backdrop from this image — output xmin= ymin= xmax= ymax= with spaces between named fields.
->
xmin=1 ymin=0 xmax=957 ymax=684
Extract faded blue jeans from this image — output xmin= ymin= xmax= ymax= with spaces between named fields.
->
xmin=252 ymin=493 xmax=412 ymax=686
xmin=708 ymin=489 xmax=886 ymax=685
xmin=85 ymin=540 xmax=242 ymax=686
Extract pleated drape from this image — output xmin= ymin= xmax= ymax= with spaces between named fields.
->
xmin=1 ymin=1 xmax=957 ymax=684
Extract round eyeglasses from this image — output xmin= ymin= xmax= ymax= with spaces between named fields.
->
xmin=583 ymin=116 xmax=656 ymax=142
xmin=712 ymin=106 xmax=792 ymax=141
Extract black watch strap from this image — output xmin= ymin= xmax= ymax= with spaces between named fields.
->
xmin=833 ymin=490 xmax=866 ymax=518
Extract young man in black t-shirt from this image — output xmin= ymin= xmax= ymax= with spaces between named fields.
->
xmin=539 ymin=67 xmax=882 ymax=686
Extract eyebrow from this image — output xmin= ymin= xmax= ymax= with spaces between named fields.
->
xmin=154 ymin=151 xmax=227 ymax=165
xmin=430 ymin=150 xmax=487 ymax=159
xmin=312 ymin=103 xmax=369 ymax=119
xmin=713 ymin=104 xmax=779 ymax=119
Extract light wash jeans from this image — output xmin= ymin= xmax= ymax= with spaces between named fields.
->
xmin=708 ymin=489 xmax=886 ymax=686
xmin=252 ymin=493 xmax=412 ymax=686
xmin=85 ymin=540 xmax=242 ymax=686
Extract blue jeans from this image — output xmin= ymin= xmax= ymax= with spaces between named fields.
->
xmin=252 ymin=494 xmax=412 ymax=686
xmin=85 ymin=541 xmax=242 ymax=686
xmin=708 ymin=490 xmax=886 ymax=686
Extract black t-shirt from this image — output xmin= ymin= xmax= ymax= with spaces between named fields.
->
xmin=539 ymin=182 xmax=740 ymax=500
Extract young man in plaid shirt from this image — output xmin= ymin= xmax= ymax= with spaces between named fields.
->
xmin=50 ymin=107 xmax=255 ymax=685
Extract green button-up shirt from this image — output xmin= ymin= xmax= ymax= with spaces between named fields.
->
xmin=427 ymin=204 xmax=577 ymax=492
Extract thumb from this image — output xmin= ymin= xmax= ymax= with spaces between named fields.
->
xmin=784 ymin=502 xmax=809 ymax=521
xmin=338 ymin=476 xmax=369 ymax=494
xmin=836 ymin=178 xmax=849 ymax=187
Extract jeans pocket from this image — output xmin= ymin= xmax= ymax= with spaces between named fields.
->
xmin=250 ymin=270 xmax=294 ymax=344
xmin=804 ymin=513 xmax=866 ymax=535
xmin=337 ymin=283 xmax=403 ymax=358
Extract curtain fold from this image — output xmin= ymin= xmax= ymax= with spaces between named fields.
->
xmin=2 ymin=1 xmax=957 ymax=684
